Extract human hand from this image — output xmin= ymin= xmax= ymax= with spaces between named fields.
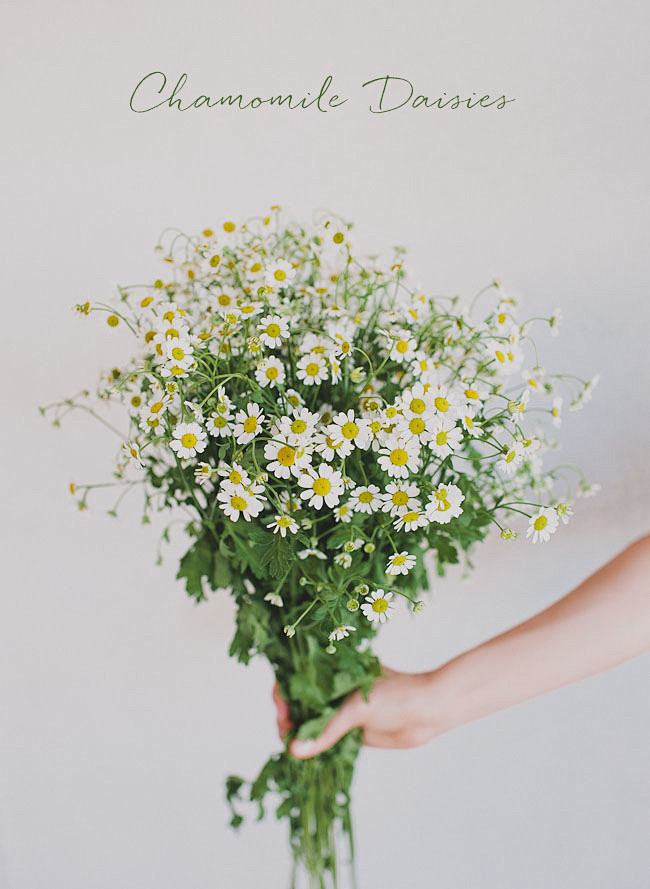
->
xmin=273 ymin=667 xmax=446 ymax=759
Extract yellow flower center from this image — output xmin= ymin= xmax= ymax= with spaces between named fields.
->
xmin=359 ymin=491 xmax=373 ymax=503
xmin=209 ymin=254 xmax=220 ymax=268
xmin=435 ymin=431 xmax=448 ymax=445
xmin=107 ymin=315 xmax=119 ymax=327
xmin=250 ymin=262 xmax=262 ymax=273
xmin=333 ymin=231 xmax=344 ymax=244
xmin=396 ymin=340 xmax=409 ymax=354
xmin=312 ymin=478 xmax=332 ymax=496
xmin=170 ymin=366 xmax=185 ymax=376
xmin=402 ymin=511 xmax=419 ymax=524
xmin=306 ymin=362 xmax=320 ymax=377
xmin=223 ymin=221 xmax=235 ymax=232
xmin=341 ymin=421 xmax=359 ymax=439
xmin=150 ymin=401 xmax=164 ymax=413
xmin=180 ymin=433 xmax=197 ymax=448
xmin=534 ymin=515 xmax=548 ymax=530
xmin=393 ymin=555 xmax=406 ymax=565
xmin=214 ymin=416 xmax=227 ymax=428
xmin=240 ymin=305 xmax=255 ymax=315
xmin=266 ymin=323 xmax=281 ymax=338
xmin=277 ymin=446 xmax=295 ymax=466
xmin=243 ymin=417 xmax=258 ymax=434
xmin=165 ymin=327 xmax=180 ymax=339
xmin=229 ymin=470 xmax=242 ymax=484
xmin=409 ymin=418 xmax=425 ymax=435
xmin=171 ymin=347 xmax=185 ymax=360
xmin=385 ymin=406 xmax=397 ymax=419
xmin=505 ymin=450 xmax=516 ymax=463
xmin=465 ymin=388 xmax=478 ymax=400
xmin=434 ymin=396 xmax=449 ymax=412
xmin=392 ymin=491 xmax=408 ymax=506
xmin=497 ymin=312 xmax=506 ymax=324
xmin=218 ymin=293 xmax=231 ymax=306
xmin=266 ymin=367 xmax=279 ymax=379
xmin=131 ymin=396 xmax=141 ymax=407
xmin=230 ymin=495 xmax=247 ymax=511
xmin=372 ymin=598 xmax=388 ymax=613
xmin=291 ymin=419 xmax=307 ymax=434
xmin=389 ymin=448 xmax=408 ymax=466
xmin=410 ymin=398 xmax=426 ymax=414
xmin=274 ymin=269 xmax=287 ymax=282
xmin=325 ymin=435 xmax=341 ymax=450
xmin=495 ymin=350 xmax=505 ymax=363
xmin=277 ymin=516 xmax=292 ymax=528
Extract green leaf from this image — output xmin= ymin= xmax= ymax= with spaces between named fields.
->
xmin=176 ymin=535 xmax=213 ymax=601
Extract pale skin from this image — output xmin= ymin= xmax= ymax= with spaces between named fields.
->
xmin=274 ymin=534 xmax=650 ymax=758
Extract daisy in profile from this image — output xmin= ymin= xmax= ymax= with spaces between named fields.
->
xmin=385 ymin=552 xmax=416 ymax=576
xmin=349 ymin=484 xmax=382 ymax=514
xmin=194 ymin=462 xmax=213 ymax=486
xmin=393 ymin=507 xmax=429 ymax=533
xmin=121 ymin=440 xmax=144 ymax=468
xmin=233 ymin=403 xmax=265 ymax=445
xmin=298 ymin=464 xmax=345 ymax=509
xmin=169 ymin=421 xmax=207 ymax=459
xmin=328 ymin=625 xmax=356 ymax=642
xmin=361 ymin=589 xmax=394 ymax=624
xmin=217 ymin=482 xmax=266 ymax=522
xmin=526 ymin=507 xmax=559 ymax=543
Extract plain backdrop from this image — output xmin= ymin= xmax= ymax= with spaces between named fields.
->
xmin=2 ymin=0 xmax=649 ymax=887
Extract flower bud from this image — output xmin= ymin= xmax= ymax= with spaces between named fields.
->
xmin=363 ymin=542 xmax=375 ymax=554
xmin=346 ymin=599 xmax=359 ymax=612
xmin=283 ymin=625 xmax=295 ymax=638
xmin=326 ymin=644 xmax=336 ymax=655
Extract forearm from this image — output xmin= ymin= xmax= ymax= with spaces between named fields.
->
xmin=431 ymin=534 xmax=650 ymax=733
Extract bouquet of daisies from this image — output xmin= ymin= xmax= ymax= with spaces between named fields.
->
xmin=45 ymin=209 xmax=597 ymax=888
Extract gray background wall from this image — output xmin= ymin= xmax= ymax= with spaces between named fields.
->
xmin=2 ymin=0 xmax=649 ymax=886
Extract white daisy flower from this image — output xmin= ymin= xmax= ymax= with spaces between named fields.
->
xmin=349 ymin=484 xmax=382 ymax=514
xmin=393 ymin=508 xmax=429 ymax=532
xmin=496 ymin=444 xmax=524 ymax=477
xmin=459 ymin=380 xmax=489 ymax=410
xmin=428 ymin=420 xmax=463 ymax=459
xmin=556 ymin=502 xmax=574 ymax=525
xmin=361 ymin=588 xmax=394 ymax=624
xmin=217 ymin=461 xmax=251 ymax=487
xmin=276 ymin=407 xmax=319 ymax=446
xmin=296 ymin=353 xmax=329 ymax=386
xmin=328 ymin=625 xmax=356 ymax=642
xmin=327 ymin=410 xmax=372 ymax=455
xmin=194 ymin=462 xmax=213 ymax=486
xmin=233 ymin=402 xmax=265 ymax=444
xmin=206 ymin=409 xmax=232 ymax=438
xmin=526 ymin=506 xmax=559 ymax=543
xmin=258 ymin=314 xmax=290 ymax=348
xmin=169 ymin=422 xmax=208 ymax=459
xmin=389 ymin=330 xmax=417 ymax=364
xmin=377 ymin=435 xmax=420 ymax=479
xmin=267 ymin=514 xmax=299 ymax=537
xmin=313 ymin=430 xmax=346 ymax=462
xmin=397 ymin=383 xmax=434 ymax=420
xmin=298 ymin=464 xmax=345 ymax=509
xmin=333 ymin=503 xmax=353 ymax=523
xmin=425 ymin=483 xmax=465 ymax=524
xmin=329 ymin=357 xmax=343 ymax=384
xmin=217 ymin=481 xmax=266 ymax=522
xmin=334 ymin=552 xmax=352 ymax=568
xmin=236 ymin=300 xmax=263 ymax=320
xmin=121 ymin=440 xmax=144 ymax=468
xmin=264 ymin=592 xmax=284 ymax=607
xmin=264 ymin=438 xmax=312 ymax=479
xmin=386 ymin=552 xmax=416 ymax=576
xmin=255 ymin=356 xmax=286 ymax=389
xmin=163 ymin=337 xmax=194 ymax=369
xmin=551 ymin=396 xmax=563 ymax=428
xmin=264 ymin=259 xmax=296 ymax=289
xmin=298 ymin=548 xmax=327 ymax=560
xmin=460 ymin=409 xmax=484 ymax=436
xmin=284 ymin=388 xmax=304 ymax=410
xmin=381 ymin=481 xmax=420 ymax=516
xmin=394 ymin=413 xmax=434 ymax=445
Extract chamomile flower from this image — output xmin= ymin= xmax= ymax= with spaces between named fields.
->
xmin=255 ymin=356 xmax=286 ymax=389
xmin=298 ymin=464 xmax=345 ymax=509
xmin=526 ymin=507 xmax=559 ymax=543
xmin=264 ymin=592 xmax=284 ymax=606
xmin=328 ymin=625 xmax=356 ymax=642
xmin=264 ymin=438 xmax=312 ymax=479
xmin=121 ymin=440 xmax=144 ymax=468
xmin=333 ymin=502 xmax=353 ymax=523
xmin=361 ymin=588 xmax=394 ymax=624
xmin=393 ymin=508 xmax=429 ymax=532
xmin=206 ymin=409 xmax=232 ymax=438
xmin=389 ymin=330 xmax=417 ymax=364
xmin=381 ymin=481 xmax=420 ymax=517
xmin=313 ymin=430 xmax=346 ymax=462
xmin=217 ymin=481 xmax=266 ymax=522
xmin=233 ymin=403 xmax=265 ymax=444
xmin=259 ymin=314 xmax=290 ymax=348
xmin=265 ymin=259 xmax=296 ymax=289
xmin=460 ymin=409 xmax=483 ymax=436
xmin=497 ymin=444 xmax=524 ymax=477
xmin=163 ymin=337 xmax=194 ymax=369
xmin=556 ymin=502 xmax=574 ymax=525
xmin=298 ymin=548 xmax=327 ymax=560
xmin=296 ymin=354 xmax=329 ymax=386
xmin=169 ymin=422 xmax=207 ymax=459
xmin=398 ymin=383 xmax=434 ymax=420
xmin=426 ymin=483 xmax=465 ymax=524
xmin=276 ymin=407 xmax=319 ymax=446
xmin=395 ymin=413 xmax=434 ymax=445
xmin=551 ymin=397 xmax=563 ymax=428
xmin=428 ymin=420 xmax=463 ymax=459
xmin=217 ymin=461 xmax=251 ymax=487
xmin=386 ymin=551 xmax=416 ymax=576
xmin=327 ymin=410 xmax=372 ymax=455
xmin=349 ymin=484 xmax=382 ymax=514
xmin=194 ymin=462 xmax=213 ymax=486
xmin=377 ymin=435 xmax=420 ymax=479
xmin=267 ymin=514 xmax=299 ymax=537
xmin=334 ymin=552 xmax=352 ymax=568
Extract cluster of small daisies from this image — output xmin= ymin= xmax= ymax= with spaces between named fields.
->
xmin=61 ymin=209 xmax=596 ymax=649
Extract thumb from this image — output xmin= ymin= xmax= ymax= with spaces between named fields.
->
xmin=289 ymin=699 xmax=360 ymax=759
